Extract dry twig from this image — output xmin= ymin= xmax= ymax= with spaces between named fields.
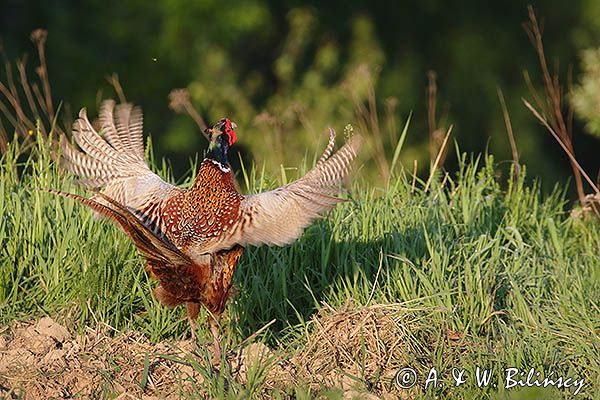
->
xmin=349 ymin=65 xmax=391 ymax=182
xmin=523 ymin=6 xmax=586 ymax=205
xmin=427 ymin=70 xmax=449 ymax=168
xmin=169 ymin=88 xmax=209 ymax=141
xmin=0 ymin=29 xmax=66 ymax=152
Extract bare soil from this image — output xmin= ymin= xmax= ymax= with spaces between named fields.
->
xmin=0 ymin=303 xmax=453 ymax=399
xmin=0 ymin=317 xmax=214 ymax=398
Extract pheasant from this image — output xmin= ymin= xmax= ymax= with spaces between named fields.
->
xmin=51 ymin=100 xmax=361 ymax=358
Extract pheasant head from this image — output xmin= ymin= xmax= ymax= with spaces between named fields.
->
xmin=205 ymin=118 xmax=237 ymax=168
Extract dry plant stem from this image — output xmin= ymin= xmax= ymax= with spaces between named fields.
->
xmin=31 ymin=29 xmax=54 ymax=122
xmin=17 ymin=59 xmax=42 ymax=128
xmin=424 ymin=125 xmax=453 ymax=192
xmin=427 ymin=70 xmax=438 ymax=161
xmin=32 ymin=83 xmax=48 ymax=121
xmin=0 ymin=119 xmax=7 ymax=151
xmin=168 ymin=88 xmax=210 ymax=142
xmin=433 ymin=172 xmax=450 ymax=202
xmin=107 ymin=73 xmax=127 ymax=104
xmin=384 ymin=97 xmax=399 ymax=144
xmin=427 ymin=71 xmax=437 ymax=136
xmin=523 ymin=100 xmax=600 ymax=195
xmin=0 ymin=29 xmax=67 ymax=149
xmin=524 ymin=6 xmax=586 ymax=205
xmin=0 ymin=91 xmax=21 ymax=130
xmin=427 ymin=70 xmax=449 ymax=168
xmin=355 ymin=95 xmax=389 ymax=181
xmin=367 ymin=249 xmax=384 ymax=305
xmin=0 ymin=63 xmax=35 ymax=139
xmin=351 ymin=68 xmax=390 ymax=182
xmin=237 ymin=319 xmax=276 ymax=349
xmin=3 ymin=59 xmax=21 ymax=114
xmin=411 ymin=159 xmax=417 ymax=193
xmin=497 ymin=87 xmax=520 ymax=176
xmin=184 ymin=103 xmax=209 ymax=135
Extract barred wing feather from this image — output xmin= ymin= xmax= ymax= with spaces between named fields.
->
xmin=60 ymin=100 xmax=177 ymax=211
xmin=221 ymin=133 xmax=361 ymax=248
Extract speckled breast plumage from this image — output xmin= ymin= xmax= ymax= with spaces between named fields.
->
xmin=155 ymin=160 xmax=244 ymax=251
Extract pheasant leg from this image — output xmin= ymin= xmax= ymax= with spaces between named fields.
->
xmin=186 ymin=302 xmax=200 ymax=340
xmin=186 ymin=302 xmax=223 ymax=361
xmin=188 ymin=318 xmax=198 ymax=340
xmin=209 ymin=317 xmax=222 ymax=361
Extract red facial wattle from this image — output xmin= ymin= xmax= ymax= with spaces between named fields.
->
xmin=224 ymin=119 xmax=237 ymax=145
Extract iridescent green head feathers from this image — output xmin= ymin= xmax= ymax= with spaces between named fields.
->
xmin=205 ymin=118 xmax=237 ymax=167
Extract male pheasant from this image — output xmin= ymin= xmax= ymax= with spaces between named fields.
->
xmin=51 ymin=100 xmax=361 ymax=357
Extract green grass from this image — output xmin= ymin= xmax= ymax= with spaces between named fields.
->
xmin=0 ymin=135 xmax=599 ymax=399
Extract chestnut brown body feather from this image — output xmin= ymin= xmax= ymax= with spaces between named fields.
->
xmin=148 ymin=244 xmax=244 ymax=315
xmin=158 ymin=160 xmax=244 ymax=250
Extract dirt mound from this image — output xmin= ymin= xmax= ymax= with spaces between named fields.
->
xmin=0 ymin=303 xmax=448 ymax=398
xmin=0 ymin=317 xmax=291 ymax=399
xmin=0 ymin=317 xmax=212 ymax=398
xmin=275 ymin=302 xmax=430 ymax=398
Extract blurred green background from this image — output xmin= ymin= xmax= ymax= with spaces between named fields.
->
xmin=1 ymin=0 xmax=600 ymax=195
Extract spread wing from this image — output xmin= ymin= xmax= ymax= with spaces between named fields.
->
xmin=208 ymin=130 xmax=361 ymax=251
xmin=60 ymin=100 xmax=179 ymax=213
